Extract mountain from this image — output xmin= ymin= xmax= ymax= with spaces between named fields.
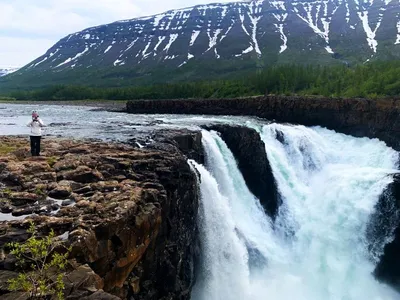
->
xmin=1 ymin=0 xmax=400 ymax=89
xmin=0 ymin=67 xmax=19 ymax=77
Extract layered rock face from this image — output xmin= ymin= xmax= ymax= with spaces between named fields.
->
xmin=372 ymin=174 xmax=400 ymax=291
xmin=0 ymin=136 xmax=199 ymax=299
xmin=127 ymin=96 xmax=400 ymax=151
xmin=206 ymin=125 xmax=279 ymax=217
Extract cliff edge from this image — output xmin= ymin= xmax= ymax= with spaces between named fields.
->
xmin=0 ymin=135 xmax=200 ymax=300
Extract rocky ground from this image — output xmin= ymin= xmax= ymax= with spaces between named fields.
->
xmin=0 ymin=135 xmax=200 ymax=299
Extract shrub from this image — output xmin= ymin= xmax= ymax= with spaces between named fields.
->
xmin=7 ymin=222 xmax=70 ymax=299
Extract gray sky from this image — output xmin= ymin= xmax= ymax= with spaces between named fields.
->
xmin=0 ymin=0 xmax=233 ymax=68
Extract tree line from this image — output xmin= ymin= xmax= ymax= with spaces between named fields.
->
xmin=5 ymin=61 xmax=400 ymax=101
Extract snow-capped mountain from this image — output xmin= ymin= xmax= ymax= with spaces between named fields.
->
xmin=5 ymin=0 xmax=400 ymax=86
xmin=0 ymin=67 xmax=19 ymax=77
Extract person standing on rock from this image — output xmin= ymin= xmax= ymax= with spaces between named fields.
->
xmin=27 ymin=111 xmax=45 ymax=156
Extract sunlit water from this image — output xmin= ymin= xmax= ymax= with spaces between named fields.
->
xmin=191 ymin=125 xmax=400 ymax=300
xmin=0 ymin=103 xmax=260 ymax=141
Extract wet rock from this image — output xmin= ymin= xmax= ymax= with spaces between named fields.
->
xmin=48 ymin=186 xmax=72 ymax=199
xmin=152 ymin=129 xmax=204 ymax=163
xmin=206 ymin=124 xmax=279 ymax=217
xmin=74 ymin=186 xmax=92 ymax=194
xmin=373 ymin=174 xmax=400 ymax=291
xmin=12 ymin=206 xmax=34 ymax=217
xmin=0 ymin=206 xmax=12 ymax=214
xmin=62 ymin=199 xmax=75 ymax=207
xmin=0 ymin=200 xmax=12 ymax=214
xmin=8 ymin=192 xmax=38 ymax=206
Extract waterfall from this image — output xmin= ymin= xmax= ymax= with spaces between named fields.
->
xmin=190 ymin=125 xmax=400 ymax=300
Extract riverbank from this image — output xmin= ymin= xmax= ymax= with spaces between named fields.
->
xmin=0 ymin=99 xmax=127 ymax=112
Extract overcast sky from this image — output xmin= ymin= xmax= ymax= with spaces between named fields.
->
xmin=0 ymin=0 xmax=233 ymax=68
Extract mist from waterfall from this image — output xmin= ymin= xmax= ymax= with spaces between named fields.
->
xmin=190 ymin=125 xmax=400 ymax=300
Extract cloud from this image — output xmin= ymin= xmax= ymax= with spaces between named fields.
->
xmin=0 ymin=36 xmax=55 ymax=68
xmin=0 ymin=0 xmax=233 ymax=67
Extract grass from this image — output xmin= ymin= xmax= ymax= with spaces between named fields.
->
xmin=46 ymin=156 xmax=58 ymax=167
xmin=0 ymin=139 xmax=29 ymax=157
xmin=0 ymin=145 xmax=18 ymax=155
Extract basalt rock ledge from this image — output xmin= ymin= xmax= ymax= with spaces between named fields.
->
xmin=0 ymin=135 xmax=200 ymax=300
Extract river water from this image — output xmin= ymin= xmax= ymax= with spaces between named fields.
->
xmin=0 ymin=103 xmax=258 ymax=140
xmin=1 ymin=103 xmax=400 ymax=299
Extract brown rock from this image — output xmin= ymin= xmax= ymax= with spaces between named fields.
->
xmin=129 ymin=276 xmax=140 ymax=294
xmin=82 ymin=290 xmax=121 ymax=300
xmin=9 ymin=192 xmax=38 ymax=206
xmin=48 ymin=185 xmax=72 ymax=199
xmin=65 ymin=264 xmax=104 ymax=292
xmin=59 ymin=166 xmax=104 ymax=183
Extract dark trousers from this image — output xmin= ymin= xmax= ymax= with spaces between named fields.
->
xmin=30 ymin=136 xmax=41 ymax=156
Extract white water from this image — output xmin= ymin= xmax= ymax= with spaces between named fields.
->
xmin=191 ymin=125 xmax=400 ymax=300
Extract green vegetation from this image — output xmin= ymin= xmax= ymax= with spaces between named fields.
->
xmin=3 ymin=61 xmax=400 ymax=100
xmin=0 ymin=140 xmax=28 ymax=156
xmin=0 ymin=145 xmax=17 ymax=155
xmin=7 ymin=222 xmax=70 ymax=299
xmin=0 ymin=96 xmax=16 ymax=101
xmin=46 ymin=156 xmax=59 ymax=168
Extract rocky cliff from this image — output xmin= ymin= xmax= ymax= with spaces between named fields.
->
xmin=205 ymin=125 xmax=279 ymax=217
xmin=0 ymin=135 xmax=200 ymax=299
xmin=127 ymin=96 xmax=400 ymax=151
xmin=372 ymin=174 xmax=400 ymax=291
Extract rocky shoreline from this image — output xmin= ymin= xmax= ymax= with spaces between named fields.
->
xmin=0 ymin=135 xmax=200 ymax=299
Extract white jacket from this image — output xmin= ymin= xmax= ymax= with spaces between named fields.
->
xmin=27 ymin=118 xmax=45 ymax=136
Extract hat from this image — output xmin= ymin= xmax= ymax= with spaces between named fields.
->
xmin=32 ymin=111 xmax=39 ymax=118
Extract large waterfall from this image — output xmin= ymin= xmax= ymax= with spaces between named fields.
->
xmin=190 ymin=125 xmax=400 ymax=300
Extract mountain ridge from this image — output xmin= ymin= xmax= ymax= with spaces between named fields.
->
xmin=0 ymin=67 xmax=19 ymax=77
xmin=1 ymin=0 xmax=399 ymax=89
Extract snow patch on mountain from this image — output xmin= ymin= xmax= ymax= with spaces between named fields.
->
xmin=17 ymin=0 xmax=400 ymax=73
xmin=55 ymin=47 xmax=89 ymax=68
xmin=293 ymin=0 xmax=340 ymax=54
xmin=356 ymin=0 xmax=389 ymax=53
xmin=163 ymin=34 xmax=179 ymax=53
xmin=0 ymin=67 xmax=19 ymax=77
xmin=271 ymin=1 xmax=289 ymax=53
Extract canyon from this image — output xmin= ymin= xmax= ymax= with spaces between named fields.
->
xmin=0 ymin=97 xmax=399 ymax=298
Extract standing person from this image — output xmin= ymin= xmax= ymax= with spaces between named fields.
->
xmin=27 ymin=111 xmax=45 ymax=156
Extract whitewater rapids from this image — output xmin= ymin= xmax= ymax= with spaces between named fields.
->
xmin=190 ymin=124 xmax=400 ymax=300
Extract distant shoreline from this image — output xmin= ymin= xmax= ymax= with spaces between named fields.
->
xmin=0 ymin=99 xmax=127 ymax=112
